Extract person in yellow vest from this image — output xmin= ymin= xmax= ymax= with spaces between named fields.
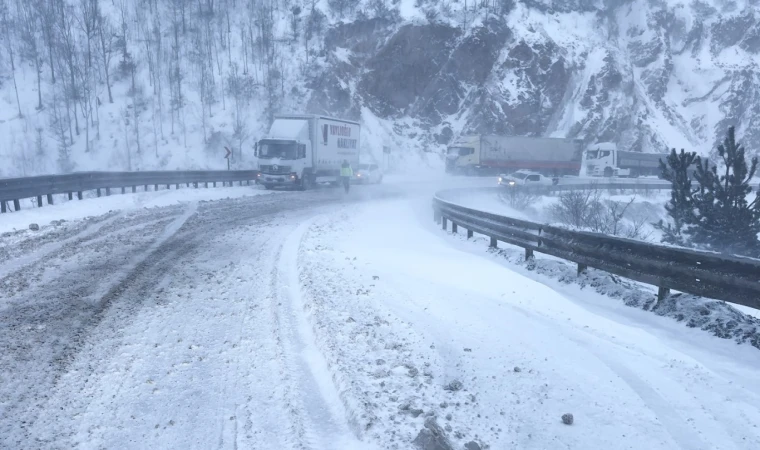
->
xmin=340 ymin=160 xmax=353 ymax=193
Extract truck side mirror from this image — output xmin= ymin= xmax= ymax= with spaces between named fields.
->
xmin=254 ymin=142 xmax=258 ymax=157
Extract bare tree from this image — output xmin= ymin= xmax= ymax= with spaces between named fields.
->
xmin=227 ymin=62 xmax=255 ymax=160
xmin=17 ymin=0 xmax=44 ymax=110
xmin=49 ymin=91 xmax=74 ymax=173
xmin=551 ymin=190 xmax=602 ymax=228
xmin=1 ymin=0 xmax=23 ymax=117
xmin=55 ymin=0 xmax=81 ymax=136
xmin=34 ymin=0 xmax=57 ymax=83
xmin=96 ymin=10 xmax=116 ymax=103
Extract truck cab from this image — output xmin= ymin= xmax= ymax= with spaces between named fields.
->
xmin=256 ymin=139 xmax=308 ymax=188
xmin=581 ymin=142 xmax=617 ymax=177
xmin=446 ymin=135 xmax=480 ymax=174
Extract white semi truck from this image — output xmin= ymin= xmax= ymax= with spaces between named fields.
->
xmin=446 ymin=135 xmax=583 ymax=176
xmin=255 ymin=115 xmax=361 ymax=189
xmin=581 ymin=142 xmax=665 ymax=177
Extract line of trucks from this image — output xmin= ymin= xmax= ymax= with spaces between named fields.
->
xmin=251 ymin=114 xmax=667 ymax=190
xmin=445 ymin=135 xmax=665 ymax=178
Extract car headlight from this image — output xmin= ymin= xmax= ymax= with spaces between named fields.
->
xmin=498 ymin=177 xmax=502 ymax=183
xmin=509 ymin=180 xmax=516 ymax=186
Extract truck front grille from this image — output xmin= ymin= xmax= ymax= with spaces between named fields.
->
xmin=260 ymin=165 xmax=292 ymax=174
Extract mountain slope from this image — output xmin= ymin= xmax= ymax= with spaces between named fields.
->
xmin=0 ymin=0 xmax=757 ymax=177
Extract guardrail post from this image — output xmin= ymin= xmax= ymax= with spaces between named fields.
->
xmin=106 ymin=188 xmax=111 ymax=196
xmin=433 ymin=209 xmax=441 ymax=223
xmin=166 ymin=184 xmax=170 ymax=189
xmin=37 ymin=195 xmax=43 ymax=207
xmin=47 ymin=194 xmax=53 ymax=205
xmin=176 ymin=183 xmax=180 ymax=189
xmin=577 ymin=263 xmax=587 ymax=276
xmin=490 ymin=237 xmax=497 ymax=248
xmin=132 ymin=186 xmax=136 ymax=193
xmin=97 ymin=188 xmax=101 ymax=197
xmin=194 ymin=182 xmax=198 ymax=188
xmin=1 ymin=201 xmax=6 ymax=213
xmin=67 ymin=192 xmax=73 ymax=200
xmin=213 ymin=181 xmax=217 ymax=187
xmin=154 ymin=184 xmax=159 ymax=191
xmin=451 ymin=222 xmax=458 ymax=233
xmin=13 ymin=199 xmax=20 ymax=210
xmin=205 ymin=182 xmax=209 ymax=188
xmin=77 ymin=191 xmax=83 ymax=200
xmin=467 ymin=229 xmax=473 ymax=239
xmin=121 ymin=187 xmax=126 ymax=194
xmin=657 ymin=286 xmax=669 ymax=302
xmin=441 ymin=217 xmax=447 ymax=230
xmin=144 ymin=184 xmax=149 ymax=191
xmin=525 ymin=248 xmax=534 ymax=261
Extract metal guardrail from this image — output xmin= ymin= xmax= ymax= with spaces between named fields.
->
xmin=505 ymin=182 xmax=671 ymax=194
xmin=433 ymin=188 xmax=760 ymax=310
xmin=0 ymin=170 xmax=260 ymax=213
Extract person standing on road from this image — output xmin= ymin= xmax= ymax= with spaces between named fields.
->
xmin=340 ymin=160 xmax=353 ymax=193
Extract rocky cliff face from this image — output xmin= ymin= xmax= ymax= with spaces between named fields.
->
xmin=308 ymin=0 xmax=760 ymax=157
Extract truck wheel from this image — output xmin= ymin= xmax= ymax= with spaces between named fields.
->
xmin=299 ymin=174 xmax=313 ymax=191
xmin=603 ymin=167 xmax=614 ymax=177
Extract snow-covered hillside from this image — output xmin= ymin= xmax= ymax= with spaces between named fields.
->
xmin=0 ymin=0 xmax=758 ymax=177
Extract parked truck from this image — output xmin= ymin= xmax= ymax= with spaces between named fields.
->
xmin=255 ymin=115 xmax=361 ymax=189
xmin=581 ymin=142 xmax=665 ymax=177
xmin=445 ymin=135 xmax=583 ymax=176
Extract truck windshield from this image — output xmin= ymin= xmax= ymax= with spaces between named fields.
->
xmin=447 ymin=147 xmax=474 ymax=156
xmin=585 ymin=150 xmax=599 ymax=160
xmin=259 ymin=142 xmax=299 ymax=160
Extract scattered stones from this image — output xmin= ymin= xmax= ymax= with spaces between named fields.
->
xmin=376 ymin=359 xmax=386 ymax=365
xmin=513 ymin=366 xmax=522 ymax=373
xmin=373 ymin=275 xmax=380 ymax=280
xmin=412 ymin=418 xmax=453 ymax=450
xmin=444 ymin=424 xmax=452 ymax=432
xmin=445 ymin=413 xmax=452 ymax=421
xmin=443 ymin=380 xmax=463 ymax=392
xmin=562 ymin=413 xmax=574 ymax=425
xmin=465 ymin=442 xmax=482 ymax=450
xmin=411 ymin=409 xmax=424 ymax=418
xmin=408 ymin=366 xmax=419 ymax=377
xmin=29 ymin=223 xmax=40 ymax=231
xmin=463 ymin=348 xmax=472 ymax=352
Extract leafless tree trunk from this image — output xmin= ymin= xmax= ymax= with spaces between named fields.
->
xmin=1 ymin=0 xmax=23 ymax=117
xmin=97 ymin=12 xmax=115 ymax=103
xmin=17 ymin=0 xmax=44 ymax=110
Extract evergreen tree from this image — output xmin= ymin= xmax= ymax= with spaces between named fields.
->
xmin=655 ymin=148 xmax=698 ymax=245
xmin=690 ymin=127 xmax=760 ymax=256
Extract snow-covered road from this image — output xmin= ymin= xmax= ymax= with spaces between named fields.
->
xmin=1 ymin=179 xmax=758 ymax=450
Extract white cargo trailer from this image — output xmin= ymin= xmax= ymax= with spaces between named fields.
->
xmin=446 ymin=135 xmax=583 ymax=176
xmin=255 ymin=115 xmax=361 ymax=189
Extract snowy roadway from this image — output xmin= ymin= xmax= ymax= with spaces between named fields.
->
xmin=1 ymin=178 xmax=759 ymax=450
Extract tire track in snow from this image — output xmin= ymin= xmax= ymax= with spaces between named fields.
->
xmin=272 ymin=216 xmax=367 ymax=450
xmin=1 ymin=203 xmax=199 ymax=448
